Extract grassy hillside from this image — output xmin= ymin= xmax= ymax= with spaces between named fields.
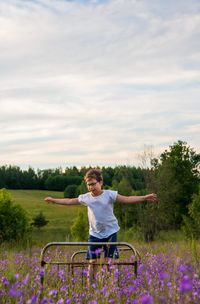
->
xmin=6 ymin=190 xmax=187 ymax=246
xmin=8 ymin=189 xmax=87 ymax=244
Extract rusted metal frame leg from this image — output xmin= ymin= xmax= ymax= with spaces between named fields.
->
xmin=134 ymin=260 xmax=138 ymax=277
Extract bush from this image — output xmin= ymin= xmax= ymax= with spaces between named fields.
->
xmin=64 ymin=184 xmax=78 ymax=198
xmin=70 ymin=209 xmax=88 ymax=241
xmin=0 ymin=189 xmax=30 ymax=243
xmin=31 ymin=211 xmax=49 ymax=229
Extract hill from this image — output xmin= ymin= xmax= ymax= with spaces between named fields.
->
xmin=8 ymin=189 xmax=86 ymax=244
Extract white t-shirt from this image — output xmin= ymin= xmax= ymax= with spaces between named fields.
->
xmin=78 ymin=189 xmax=120 ymax=238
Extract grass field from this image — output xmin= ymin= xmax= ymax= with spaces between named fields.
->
xmin=7 ymin=189 xmax=187 ymax=246
xmin=8 ymin=189 xmax=87 ymax=245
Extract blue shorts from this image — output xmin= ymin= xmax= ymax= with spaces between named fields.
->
xmin=86 ymin=232 xmax=119 ymax=260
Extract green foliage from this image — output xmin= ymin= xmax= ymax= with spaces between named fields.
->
xmin=45 ymin=174 xmax=82 ymax=191
xmin=77 ymin=181 xmax=87 ymax=195
xmin=136 ymin=140 xmax=200 ymax=241
xmin=112 ymin=165 xmax=146 ymax=190
xmin=64 ymin=184 xmax=78 ymax=198
xmin=191 ymin=238 xmax=200 ymax=269
xmin=45 ymin=175 xmax=68 ymax=191
xmin=137 ymin=202 xmax=160 ymax=242
xmin=113 ymin=177 xmax=137 ymax=231
xmin=0 ymin=189 xmax=30 ymax=243
xmin=31 ymin=211 xmax=49 ymax=229
xmin=0 ymin=164 xmax=146 ymax=193
xmin=182 ymin=188 xmax=200 ymax=239
xmin=158 ymin=140 xmax=200 ymax=218
xmin=0 ymin=165 xmax=39 ymax=189
xmin=70 ymin=209 xmax=88 ymax=241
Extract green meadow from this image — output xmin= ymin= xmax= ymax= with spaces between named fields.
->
xmin=6 ymin=189 xmax=188 ymax=247
xmin=8 ymin=189 xmax=86 ymax=245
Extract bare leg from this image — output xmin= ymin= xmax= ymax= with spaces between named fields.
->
xmin=87 ymin=260 xmax=98 ymax=287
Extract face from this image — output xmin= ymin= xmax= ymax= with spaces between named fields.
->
xmin=85 ymin=178 xmax=103 ymax=196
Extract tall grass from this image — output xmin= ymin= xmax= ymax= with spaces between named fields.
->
xmin=0 ymin=240 xmax=200 ymax=303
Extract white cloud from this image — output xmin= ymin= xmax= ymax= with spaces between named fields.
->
xmin=0 ymin=0 xmax=200 ymax=169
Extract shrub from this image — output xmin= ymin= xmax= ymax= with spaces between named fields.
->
xmin=64 ymin=184 xmax=78 ymax=198
xmin=0 ymin=189 xmax=30 ymax=243
xmin=31 ymin=211 xmax=49 ymax=229
xmin=70 ymin=209 xmax=88 ymax=241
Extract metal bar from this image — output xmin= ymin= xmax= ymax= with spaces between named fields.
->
xmin=40 ymin=242 xmax=140 ymax=288
xmin=41 ymin=261 xmax=137 ymax=266
xmin=40 ymin=242 xmax=140 ymax=265
xmin=70 ymin=247 xmax=141 ymax=266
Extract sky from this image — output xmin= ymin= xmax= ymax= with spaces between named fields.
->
xmin=0 ymin=0 xmax=200 ymax=170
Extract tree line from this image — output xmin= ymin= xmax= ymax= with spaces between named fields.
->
xmin=0 ymin=163 xmax=147 ymax=192
xmin=0 ymin=140 xmax=200 ymax=243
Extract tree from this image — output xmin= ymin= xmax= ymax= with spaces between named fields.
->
xmin=182 ymin=186 xmax=200 ymax=239
xmin=154 ymin=140 xmax=200 ymax=226
xmin=0 ymin=189 xmax=30 ymax=243
xmin=77 ymin=181 xmax=87 ymax=195
xmin=64 ymin=184 xmax=78 ymax=198
xmin=135 ymin=141 xmax=200 ymax=241
xmin=71 ymin=210 xmax=88 ymax=241
xmin=45 ymin=175 xmax=68 ymax=191
xmin=31 ymin=211 xmax=49 ymax=230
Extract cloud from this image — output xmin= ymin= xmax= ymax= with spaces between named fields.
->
xmin=0 ymin=0 xmax=200 ymax=169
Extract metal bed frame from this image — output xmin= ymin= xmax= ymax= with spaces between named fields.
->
xmin=40 ymin=241 xmax=141 ymax=287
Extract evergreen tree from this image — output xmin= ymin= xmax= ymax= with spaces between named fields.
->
xmin=31 ymin=211 xmax=49 ymax=230
xmin=71 ymin=210 xmax=88 ymax=241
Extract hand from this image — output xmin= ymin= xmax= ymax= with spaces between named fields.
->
xmin=44 ymin=197 xmax=54 ymax=204
xmin=144 ymin=193 xmax=157 ymax=202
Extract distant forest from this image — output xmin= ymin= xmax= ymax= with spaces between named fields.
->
xmin=0 ymin=164 xmax=147 ymax=192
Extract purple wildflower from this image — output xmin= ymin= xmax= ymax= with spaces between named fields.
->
xmin=48 ymin=288 xmax=58 ymax=297
xmin=57 ymin=299 xmax=65 ymax=304
xmin=26 ymin=294 xmax=38 ymax=304
xmin=39 ymin=269 xmax=45 ymax=277
xmin=22 ymin=273 xmax=30 ymax=285
xmin=14 ymin=273 xmax=20 ymax=279
xmin=9 ymin=287 xmax=22 ymax=298
xmin=158 ymin=271 xmax=169 ymax=281
xmin=1 ymin=276 xmax=10 ymax=286
xmin=179 ymin=275 xmax=193 ymax=293
xmin=60 ymin=285 xmax=69 ymax=292
xmin=114 ymin=269 xmax=120 ymax=278
xmin=139 ymin=294 xmax=154 ymax=304
xmin=40 ymin=297 xmax=48 ymax=304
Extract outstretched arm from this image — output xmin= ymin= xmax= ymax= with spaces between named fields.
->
xmin=44 ymin=197 xmax=80 ymax=205
xmin=116 ymin=193 xmax=157 ymax=204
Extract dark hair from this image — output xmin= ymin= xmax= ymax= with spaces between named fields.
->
xmin=84 ymin=168 xmax=103 ymax=183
